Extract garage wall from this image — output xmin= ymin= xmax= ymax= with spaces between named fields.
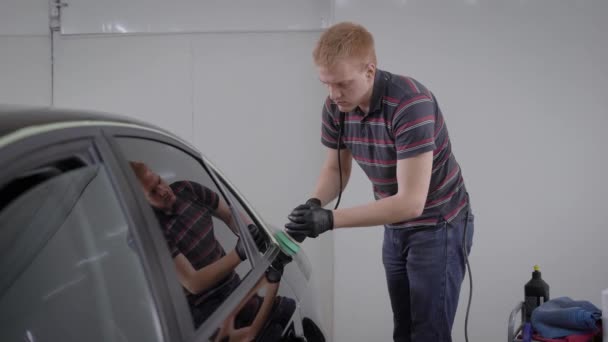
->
xmin=0 ymin=0 xmax=50 ymax=106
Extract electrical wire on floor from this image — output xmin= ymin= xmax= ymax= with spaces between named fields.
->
xmin=463 ymin=212 xmax=472 ymax=342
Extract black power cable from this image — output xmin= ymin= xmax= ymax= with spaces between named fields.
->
xmin=463 ymin=210 xmax=472 ymax=342
xmin=334 ymin=112 xmax=345 ymax=210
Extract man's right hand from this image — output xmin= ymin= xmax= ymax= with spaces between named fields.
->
xmin=286 ymin=198 xmax=322 ymax=242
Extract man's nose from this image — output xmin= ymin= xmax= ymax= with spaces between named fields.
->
xmin=329 ymin=86 xmax=341 ymax=101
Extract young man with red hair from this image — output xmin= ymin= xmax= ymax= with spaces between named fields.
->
xmin=285 ymin=22 xmax=474 ymax=342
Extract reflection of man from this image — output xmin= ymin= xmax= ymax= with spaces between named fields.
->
xmin=129 ymin=161 xmax=266 ymax=327
xmin=213 ymin=253 xmax=296 ymax=342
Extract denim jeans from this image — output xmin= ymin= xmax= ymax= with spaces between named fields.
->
xmin=382 ymin=210 xmax=474 ymax=342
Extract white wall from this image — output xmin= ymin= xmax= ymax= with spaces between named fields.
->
xmin=0 ymin=0 xmax=50 ymax=106
xmin=333 ymin=1 xmax=608 ymax=342
xmin=53 ymin=34 xmax=194 ymax=141
xmin=0 ymin=0 xmax=49 ymax=35
xmin=0 ymin=36 xmax=50 ymax=106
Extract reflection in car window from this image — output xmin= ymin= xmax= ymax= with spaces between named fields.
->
xmin=116 ymin=138 xmax=258 ymax=329
xmin=207 ymin=174 xmax=299 ymax=341
xmin=0 ymin=166 xmax=162 ymax=342
xmin=209 ymin=256 xmax=297 ymax=342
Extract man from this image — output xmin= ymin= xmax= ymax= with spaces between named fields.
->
xmin=129 ymin=161 xmax=268 ymax=328
xmin=285 ymin=22 xmax=474 ymax=342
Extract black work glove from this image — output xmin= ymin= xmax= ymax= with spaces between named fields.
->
xmin=265 ymin=252 xmax=292 ymax=283
xmin=247 ymin=223 xmax=268 ymax=253
xmin=235 ymin=238 xmax=247 ymax=261
xmin=286 ymin=198 xmax=322 ymax=242
xmin=285 ymin=204 xmax=334 ymax=239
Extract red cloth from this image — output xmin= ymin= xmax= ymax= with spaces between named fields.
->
xmin=531 ymin=330 xmax=598 ymax=342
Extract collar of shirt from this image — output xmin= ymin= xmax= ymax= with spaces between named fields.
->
xmin=365 ymin=69 xmax=390 ymax=117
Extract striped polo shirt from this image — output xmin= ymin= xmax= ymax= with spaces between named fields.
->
xmin=321 ymin=69 xmax=469 ymax=228
xmin=154 ymin=181 xmax=239 ymax=311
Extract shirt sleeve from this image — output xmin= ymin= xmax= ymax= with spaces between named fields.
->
xmin=392 ymin=94 xmax=437 ymax=160
xmin=320 ymin=97 xmax=347 ymax=150
xmin=189 ymin=181 xmax=220 ymax=211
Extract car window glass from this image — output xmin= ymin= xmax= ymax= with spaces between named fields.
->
xmin=205 ymin=176 xmax=300 ymax=342
xmin=115 ymin=137 xmax=255 ymax=329
xmin=213 ymin=174 xmax=270 ymax=259
xmin=0 ymin=165 xmax=162 ymax=342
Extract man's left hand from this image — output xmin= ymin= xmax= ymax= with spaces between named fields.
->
xmin=285 ymin=204 xmax=334 ymax=238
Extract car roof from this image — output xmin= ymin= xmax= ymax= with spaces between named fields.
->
xmin=0 ymin=104 xmax=162 ymax=138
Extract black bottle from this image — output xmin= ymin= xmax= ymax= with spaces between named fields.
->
xmin=524 ymin=265 xmax=550 ymax=322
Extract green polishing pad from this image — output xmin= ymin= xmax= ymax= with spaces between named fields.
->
xmin=274 ymin=230 xmax=300 ymax=256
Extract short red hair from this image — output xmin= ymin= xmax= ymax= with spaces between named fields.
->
xmin=313 ymin=22 xmax=377 ymax=68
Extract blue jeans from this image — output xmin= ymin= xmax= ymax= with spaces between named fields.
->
xmin=382 ymin=210 xmax=474 ymax=342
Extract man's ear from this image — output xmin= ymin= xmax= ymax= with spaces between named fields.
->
xmin=366 ymin=63 xmax=376 ymax=79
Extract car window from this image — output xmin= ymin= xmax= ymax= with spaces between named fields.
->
xmin=115 ymin=137 xmax=263 ymax=329
xmin=0 ymin=164 xmax=162 ymax=342
xmin=204 ymin=176 xmax=300 ymax=342
xmin=213 ymin=173 xmax=272 ymax=260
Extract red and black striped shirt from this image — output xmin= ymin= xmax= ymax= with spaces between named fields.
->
xmin=154 ymin=181 xmax=239 ymax=308
xmin=321 ymin=69 xmax=470 ymax=228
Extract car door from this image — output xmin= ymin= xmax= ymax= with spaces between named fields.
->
xmin=212 ymin=175 xmax=306 ymax=342
xmin=0 ymin=127 xmax=171 ymax=342
xmin=102 ymin=126 xmax=304 ymax=341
